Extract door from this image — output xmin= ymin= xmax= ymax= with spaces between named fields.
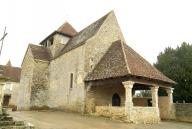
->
xmin=112 ymin=93 xmax=121 ymax=106
xmin=3 ymin=95 xmax=11 ymax=107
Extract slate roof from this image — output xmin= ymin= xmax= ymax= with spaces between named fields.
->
xmin=29 ymin=44 xmax=52 ymax=61
xmin=85 ymin=40 xmax=175 ymax=84
xmin=0 ymin=64 xmax=21 ymax=82
xmin=55 ymin=12 xmax=110 ymax=57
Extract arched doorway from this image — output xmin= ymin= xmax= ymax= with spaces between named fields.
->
xmin=112 ymin=93 xmax=121 ymax=106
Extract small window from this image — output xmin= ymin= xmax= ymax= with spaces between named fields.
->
xmin=47 ymin=37 xmax=54 ymax=47
xmin=70 ymin=73 xmax=73 ymax=89
xmin=90 ymin=58 xmax=94 ymax=69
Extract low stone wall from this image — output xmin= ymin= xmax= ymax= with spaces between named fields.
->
xmin=95 ymin=106 xmax=126 ymax=120
xmin=158 ymin=96 xmax=170 ymax=119
xmin=131 ymin=107 xmax=160 ymax=124
xmin=95 ymin=106 xmax=160 ymax=123
xmin=174 ymin=103 xmax=192 ymax=122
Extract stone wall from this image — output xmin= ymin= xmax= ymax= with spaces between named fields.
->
xmin=84 ymin=12 xmax=126 ymax=113
xmin=95 ymin=106 xmax=126 ymax=120
xmin=30 ymin=60 xmax=49 ymax=108
xmin=158 ymin=96 xmax=169 ymax=119
xmin=131 ymin=107 xmax=160 ymax=124
xmin=158 ymin=96 xmax=175 ymax=120
xmin=84 ymin=12 xmax=125 ymax=75
xmin=85 ymin=83 xmax=125 ymax=113
xmin=49 ymin=34 xmax=69 ymax=57
xmin=48 ymin=45 xmax=85 ymax=112
xmin=9 ymin=82 xmax=20 ymax=107
xmin=17 ymin=48 xmax=35 ymax=110
xmin=174 ymin=103 xmax=192 ymax=122
xmin=94 ymin=106 xmax=160 ymax=123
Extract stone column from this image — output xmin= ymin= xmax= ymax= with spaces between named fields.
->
xmin=151 ymin=86 xmax=159 ymax=107
xmin=166 ymin=88 xmax=174 ymax=104
xmin=85 ymin=83 xmax=95 ymax=114
xmin=166 ymin=88 xmax=174 ymax=119
xmin=123 ymin=81 xmax=134 ymax=122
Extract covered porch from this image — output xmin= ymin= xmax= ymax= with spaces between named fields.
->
xmin=84 ymin=40 xmax=175 ymax=123
xmin=85 ymin=77 xmax=174 ymax=123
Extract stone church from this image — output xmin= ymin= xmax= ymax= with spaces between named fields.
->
xmin=18 ymin=11 xmax=175 ymax=123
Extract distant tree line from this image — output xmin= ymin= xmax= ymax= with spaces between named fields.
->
xmin=154 ymin=42 xmax=192 ymax=103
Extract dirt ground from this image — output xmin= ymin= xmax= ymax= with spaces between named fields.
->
xmin=9 ymin=111 xmax=192 ymax=129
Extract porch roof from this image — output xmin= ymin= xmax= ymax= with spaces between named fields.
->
xmin=85 ymin=40 xmax=175 ymax=85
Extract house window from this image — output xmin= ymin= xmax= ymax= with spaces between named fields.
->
xmin=112 ymin=93 xmax=121 ymax=106
xmin=70 ymin=73 xmax=73 ymax=89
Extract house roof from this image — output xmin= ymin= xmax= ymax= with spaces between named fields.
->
xmin=85 ymin=40 xmax=175 ymax=84
xmin=40 ymin=22 xmax=77 ymax=45
xmin=0 ymin=62 xmax=21 ymax=82
xmin=55 ymin=12 xmax=110 ymax=57
xmin=29 ymin=44 xmax=52 ymax=61
xmin=57 ymin=22 xmax=77 ymax=36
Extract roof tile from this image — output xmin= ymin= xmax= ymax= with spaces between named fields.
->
xmin=55 ymin=12 xmax=110 ymax=57
xmin=123 ymin=43 xmax=175 ymax=84
xmin=85 ymin=40 xmax=128 ymax=80
xmin=0 ymin=65 xmax=21 ymax=82
xmin=29 ymin=44 xmax=52 ymax=61
xmin=85 ymin=40 xmax=175 ymax=84
xmin=57 ymin=22 xmax=77 ymax=36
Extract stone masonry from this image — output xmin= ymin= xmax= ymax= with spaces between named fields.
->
xmin=18 ymin=11 xmax=175 ymax=124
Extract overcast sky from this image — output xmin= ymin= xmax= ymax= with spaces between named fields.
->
xmin=0 ymin=0 xmax=192 ymax=67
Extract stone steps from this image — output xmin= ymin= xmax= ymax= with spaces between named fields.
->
xmin=0 ymin=108 xmax=34 ymax=129
xmin=0 ymin=121 xmax=15 ymax=126
xmin=0 ymin=125 xmax=28 ymax=129
xmin=0 ymin=116 xmax=13 ymax=121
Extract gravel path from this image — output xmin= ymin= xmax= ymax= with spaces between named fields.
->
xmin=10 ymin=111 xmax=192 ymax=129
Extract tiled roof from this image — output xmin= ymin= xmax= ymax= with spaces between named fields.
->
xmin=85 ymin=40 xmax=128 ymax=80
xmin=29 ymin=44 xmax=52 ymax=61
xmin=123 ymin=43 xmax=175 ymax=84
xmin=40 ymin=22 xmax=77 ymax=45
xmin=57 ymin=22 xmax=77 ymax=36
xmin=85 ymin=40 xmax=175 ymax=84
xmin=0 ymin=65 xmax=21 ymax=82
xmin=55 ymin=12 xmax=110 ymax=57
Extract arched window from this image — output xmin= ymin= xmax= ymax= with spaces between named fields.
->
xmin=112 ymin=93 xmax=121 ymax=106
